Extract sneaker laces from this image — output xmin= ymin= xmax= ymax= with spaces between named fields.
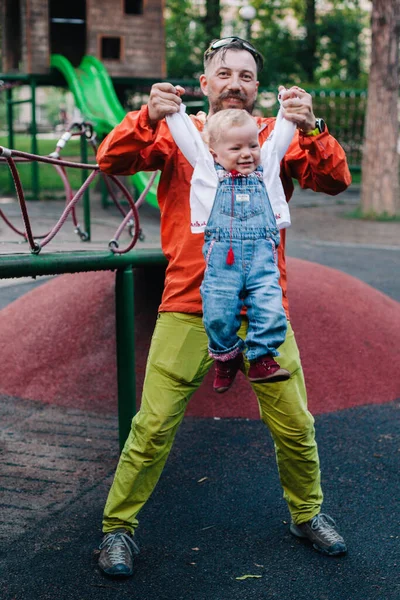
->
xmin=99 ymin=531 xmax=139 ymax=565
xmin=311 ymin=513 xmax=343 ymax=543
xmin=257 ymin=358 xmax=279 ymax=373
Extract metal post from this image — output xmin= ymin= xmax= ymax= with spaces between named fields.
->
xmin=6 ymin=88 xmax=14 ymax=149
xmin=115 ymin=267 xmax=136 ymax=450
xmin=6 ymin=88 xmax=14 ymax=193
xmin=30 ymin=79 xmax=40 ymax=200
xmin=246 ymin=21 xmax=252 ymax=41
xmin=80 ymin=134 xmax=91 ymax=239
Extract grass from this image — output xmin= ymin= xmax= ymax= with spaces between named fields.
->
xmin=350 ymin=171 xmax=361 ymax=185
xmin=0 ymin=135 xmax=97 ymax=196
xmin=0 ymin=135 xmax=81 ymax=155
xmin=344 ymin=206 xmax=400 ymax=222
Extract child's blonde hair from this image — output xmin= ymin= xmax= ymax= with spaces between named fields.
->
xmin=203 ymin=109 xmax=258 ymax=147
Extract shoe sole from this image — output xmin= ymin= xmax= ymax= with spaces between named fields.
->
xmin=289 ymin=523 xmax=347 ymax=556
xmin=100 ymin=565 xmax=133 ymax=577
xmin=248 ymin=371 xmax=291 ymax=384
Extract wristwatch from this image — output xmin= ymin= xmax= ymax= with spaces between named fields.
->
xmin=315 ymin=118 xmax=326 ymax=133
xmin=304 ymin=118 xmax=326 ymax=136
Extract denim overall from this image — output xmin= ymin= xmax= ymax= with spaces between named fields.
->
xmin=200 ymin=164 xmax=288 ymax=362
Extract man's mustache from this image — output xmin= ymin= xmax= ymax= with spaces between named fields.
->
xmin=219 ymin=91 xmax=247 ymax=101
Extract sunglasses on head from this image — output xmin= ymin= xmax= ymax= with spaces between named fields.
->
xmin=204 ymin=37 xmax=264 ymax=71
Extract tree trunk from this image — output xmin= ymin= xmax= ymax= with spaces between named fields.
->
xmin=361 ymin=0 xmax=400 ymax=216
xmin=204 ymin=0 xmax=222 ymax=44
xmin=304 ymin=0 xmax=317 ymax=83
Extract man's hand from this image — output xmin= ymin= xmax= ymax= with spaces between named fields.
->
xmin=148 ymin=83 xmax=185 ymax=126
xmin=278 ymin=86 xmax=316 ymax=134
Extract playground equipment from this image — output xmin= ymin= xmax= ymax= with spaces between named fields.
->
xmin=50 ymin=54 xmax=159 ymax=209
xmin=0 ymin=0 xmax=165 ymax=449
xmin=0 ymin=140 xmax=165 ymax=448
xmin=0 ymin=48 xmax=164 ymax=451
xmin=0 ymin=54 xmax=160 ymax=209
xmin=0 ymin=119 xmax=158 ymax=246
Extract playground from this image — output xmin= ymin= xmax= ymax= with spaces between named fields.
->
xmin=1 ymin=1 xmax=400 ymax=598
xmin=1 ymin=187 xmax=400 ymax=600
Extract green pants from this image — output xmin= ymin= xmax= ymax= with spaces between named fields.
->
xmin=103 ymin=313 xmax=323 ymax=533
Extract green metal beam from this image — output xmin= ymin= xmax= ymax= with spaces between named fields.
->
xmin=0 ymin=248 xmax=167 ymax=450
xmin=30 ymin=79 xmax=40 ymax=200
xmin=115 ymin=267 xmax=136 ymax=450
xmin=0 ymin=248 xmax=167 ymax=279
xmin=6 ymin=87 xmax=14 ymax=193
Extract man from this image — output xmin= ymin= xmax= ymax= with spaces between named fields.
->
xmin=97 ymin=37 xmax=352 ymax=577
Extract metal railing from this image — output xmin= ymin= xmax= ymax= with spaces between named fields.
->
xmin=126 ymin=83 xmax=369 ymax=172
xmin=0 ymin=142 xmax=164 ymax=450
xmin=1 ymin=74 xmax=369 ymax=176
xmin=0 ymin=250 xmax=167 ymax=450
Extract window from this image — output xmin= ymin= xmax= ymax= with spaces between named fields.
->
xmin=101 ymin=37 xmax=122 ymax=60
xmin=124 ymin=0 xmax=143 ymax=15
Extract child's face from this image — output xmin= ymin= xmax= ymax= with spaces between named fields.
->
xmin=210 ymin=122 xmax=261 ymax=175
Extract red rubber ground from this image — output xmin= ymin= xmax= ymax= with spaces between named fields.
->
xmin=0 ymin=258 xmax=399 ymax=417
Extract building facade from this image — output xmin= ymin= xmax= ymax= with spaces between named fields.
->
xmin=1 ymin=0 xmax=166 ymax=78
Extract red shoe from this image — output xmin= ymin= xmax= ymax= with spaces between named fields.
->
xmin=248 ymin=355 xmax=290 ymax=383
xmin=213 ymin=353 xmax=244 ymax=393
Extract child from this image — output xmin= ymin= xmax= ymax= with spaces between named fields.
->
xmin=167 ymin=103 xmax=295 ymax=393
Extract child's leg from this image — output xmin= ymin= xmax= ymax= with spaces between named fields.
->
xmin=243 ymin=238 xmax=287 ymax=361
xmin=201 ymin=240 xmax=245 ymax=359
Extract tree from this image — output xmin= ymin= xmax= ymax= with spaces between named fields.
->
xmin=361 ymin=0 xmax=400 ymax=216
xmin=165 ymin=0 xmax=205 ymax=78
xmin=303 ymin=0 xmax=317 ymax=83
xmin=248 ymin=0 xmax=369 ymax=86
xmin=165 ymin=0 xmax=221 ymax=79
xmin=316 ymin=1 xmax=368 ymax=85
xmin=250 ymin=0 xmax=309 ymax=86
xmin=204 ymin=0 xmax=222 ymax=42
xmin=164 ymin=0 xmax=369 ymax=86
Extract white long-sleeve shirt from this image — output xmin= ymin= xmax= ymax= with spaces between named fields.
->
xmin=166 ymin=103 xmax=295 ymax=233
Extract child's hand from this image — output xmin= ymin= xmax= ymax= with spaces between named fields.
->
xmin=278 ymin=86 xmax=316 ymax=133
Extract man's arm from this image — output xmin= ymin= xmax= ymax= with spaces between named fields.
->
xmin=279 ymin=86 xmax=352 ymax=195
xmin=97 ymin=83 xmax=185 ymax=175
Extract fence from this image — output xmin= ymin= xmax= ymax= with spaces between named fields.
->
xmin=1 ymin=75 xmax=371 ymax=180
xmin=126 ymin=82 xmax=368 ymax=172
xmin=260 ymin=89 xmax=368 ymax=172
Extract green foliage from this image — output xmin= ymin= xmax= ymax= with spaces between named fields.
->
xmin=164 ymin=0 xmax=369 ymax=87
xmin=316 ymin=6 xmax=369 ymax=83
xmin=165 ymin=0 xmax=206 ymax=78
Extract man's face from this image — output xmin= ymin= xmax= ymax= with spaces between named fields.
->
xmin=200 ymin=49 xmax=259 ymax=116
xmin=210 ymin=121 xmax=261 ymax=175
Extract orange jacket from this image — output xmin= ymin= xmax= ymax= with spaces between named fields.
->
xmin=97 ymin=105 xmax=351 ymax=318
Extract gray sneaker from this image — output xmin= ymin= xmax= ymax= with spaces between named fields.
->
xmin=290 ymin=513 xmax=347 ymax=556
xmin=98 ymin=528 xmax=140 ymax=576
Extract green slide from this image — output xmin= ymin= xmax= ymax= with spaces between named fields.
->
xmin=50 ymin=53 xmax=159 ymax=208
